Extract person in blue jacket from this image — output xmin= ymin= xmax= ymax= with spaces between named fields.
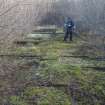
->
xmin=64 ymin=17 xmax=75 ymax=41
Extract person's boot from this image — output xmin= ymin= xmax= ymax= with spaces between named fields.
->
xmin=64 ymin=39 xmax=67 ymax=42
xmin=64 ymin=37 xmax=67 ymax=42
xmin=70 ymin=39 xmax=72 ymax=41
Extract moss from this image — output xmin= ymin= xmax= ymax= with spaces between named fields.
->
xmin=36 ymin=61 xmax=82 ymax=84
xmin=24 ymin=87 xmax=71 ymax=105
xmin=2 ymin=31 xmax=105 ymax=105
xmin=15 ymin=47 xmax=41 ymax=55
xmin=8 ymin=87 xmax=72 ymax=105
xmin=9 ymin=96 xmax=28 ymax=105
xmin=68 ymin=71 xmax=105 ymax=105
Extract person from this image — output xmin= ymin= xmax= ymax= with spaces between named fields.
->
xmin=64 ymin=17 xmax=75 ymax=41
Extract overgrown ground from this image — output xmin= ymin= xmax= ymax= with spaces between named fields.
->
xmin=0 ymin=31 xmax=105 ymax=105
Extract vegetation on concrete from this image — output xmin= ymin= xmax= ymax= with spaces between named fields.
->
xmin=0 ymin=33 xmax=104 ymax=105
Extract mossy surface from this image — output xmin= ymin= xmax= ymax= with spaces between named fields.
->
xmin=1 ymin=33 xmax=105 ymax=105
xmin=9 ymin=87 xmax=71 ymax=105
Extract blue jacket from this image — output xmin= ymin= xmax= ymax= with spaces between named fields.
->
xmin=64 ymin=19 xmax=75 ymax=30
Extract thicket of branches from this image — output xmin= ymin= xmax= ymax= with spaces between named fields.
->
xmin=0 ymin=0 xmax=52 ymax=51
xmin=39 ymin=0 xmax=105 ymax=33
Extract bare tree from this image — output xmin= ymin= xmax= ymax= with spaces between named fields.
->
xmin=0 ymin=0 xmax=53 ymax=52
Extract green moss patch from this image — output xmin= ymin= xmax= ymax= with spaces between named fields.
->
xmin=9 ymin=87 xmax=71 ymax=105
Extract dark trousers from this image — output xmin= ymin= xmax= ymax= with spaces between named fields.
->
xmin=64 ymin=29 xmax=73 ymax=41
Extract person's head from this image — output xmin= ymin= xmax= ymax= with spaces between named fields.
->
xmin=67 ymin=17 xmax=72 ymax=21
xmin=64 ymin=17 xmax=72 ymax=23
